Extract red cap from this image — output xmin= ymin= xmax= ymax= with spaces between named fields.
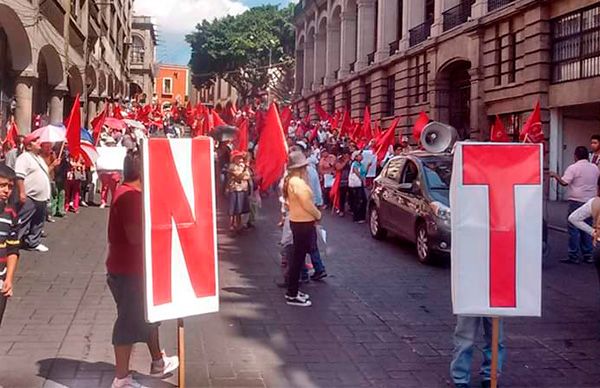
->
xmin=23 ymin=133 xmax=40 ymax=146
xmin=231 ymin=150 xmax=246 ymax=160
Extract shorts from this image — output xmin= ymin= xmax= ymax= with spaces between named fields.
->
xmin=107 ymin=274 xmax=159 ymax=346
xmin=229 ymin=191 xmax=250 ymax=216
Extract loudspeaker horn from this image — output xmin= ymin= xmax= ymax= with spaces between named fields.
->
xmin=420 ymin=121 xmax=458 ymax=153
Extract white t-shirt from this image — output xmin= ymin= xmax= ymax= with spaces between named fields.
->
xmin=15 ymin=151 xmax=51 ymax=202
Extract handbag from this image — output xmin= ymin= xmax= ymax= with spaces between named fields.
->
xmin=348 ymin=170 xmax=363 ymax=188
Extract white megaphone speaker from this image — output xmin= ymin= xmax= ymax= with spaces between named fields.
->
xmin=420 ymin=121 xmax=458 ymax=153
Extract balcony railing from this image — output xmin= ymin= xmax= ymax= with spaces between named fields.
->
xmin=409 ymin=19 xmax=432 ymax=47
xmin=367 ymin=52 xmax=376 ymax=66
xmin=389 ymin=40 xmax=400 ymax=56
xmin=488 ymin=0 xmax=515 ymax=12
xmin=443 ymin=0 xmax=474 ymax=32
xmin=349 ymin=61 xmax=356 ymax=73
xmin=334 ymin=69 xmax=339 ymax=79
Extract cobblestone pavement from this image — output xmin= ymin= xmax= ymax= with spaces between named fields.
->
xmin=1 ymin=198 xmax=600 ymax=388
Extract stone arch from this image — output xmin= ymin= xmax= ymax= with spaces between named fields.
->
xmin=34 ymin=45 xmax=63 ymax=118
xmin=328 ymin=5 xmax=342 ymax=80
xmin=295 ymin=34 xmax=306 ymax=94
xmin=65 ymin=66 xmax=83 ymax=120
xmin=305 ymin=24 xmax=316 ymax=92
xmin=0 ymin=4 xmax=32 ymax=72
xmin=107 ymin=74 xmax=114 ymax=97
xmin=131 ymin=33 xmax=145 ymax=64
xmin=314 ymin=14 xmax=328 ymax=88
xmin=38 ymin=45 xmax=63 ymax=86
xmin=296 ymin=29 xmax=306 ymax=48
xmin=342 ymin=0 xmax=358 ymax=71
xmin=435 ymin=58 xmax=472 ymax=139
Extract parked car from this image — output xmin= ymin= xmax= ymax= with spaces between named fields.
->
xmin=368 ymin=152 xmax=453 ymax=264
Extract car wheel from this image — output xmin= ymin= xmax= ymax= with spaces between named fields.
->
xmin=369 ymin=206 xmax=387 ymax=240
xmin=416 ymin=222 xmax=433 ymax=264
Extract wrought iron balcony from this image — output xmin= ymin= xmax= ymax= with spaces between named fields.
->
xmin=350 ymin=61 xmax=356 ymax=73
xmin=488 ymin=0 xmax=515 ymax=12
xmin=389 ymin=40 xmax=400 ymax=56
xmin=443 ymin=0 xmax=474 ymax=32
xmin=367 ymin=52 xmax=376 ymax=66
xmin=409 ymin=19 xmax=432 ymax=47
xmin=334 ymin=69 xmax=339 ymax=79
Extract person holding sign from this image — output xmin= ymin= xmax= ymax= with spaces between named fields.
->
xmin=106 ymin=151 xmax=179 ymax=388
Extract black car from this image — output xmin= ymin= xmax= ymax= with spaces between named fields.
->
xmin=368 ymin=152 xmax=453 ymax=264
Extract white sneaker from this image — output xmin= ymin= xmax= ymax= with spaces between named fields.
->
xmin=32 ymin=244 xmax=49 ymax=253
xmin=80 ymin=201 xmax=89 ymax=207
xmin=150 ymin=351 xmax=180 ymax=376
xmin=100 ymin=203 xmax=107 ymax=209
xmin=111 ymin=374 xmax=148 ymax=388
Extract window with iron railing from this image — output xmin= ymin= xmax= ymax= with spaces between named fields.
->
xmin=386 ymin=75 xmax=395 ymax=117
xmin=130 ymin=45 xmax=144 ymax=64
xmin=367 ymin=52 xmax=376 ymax=66
xmin=443 ymin=0 xmax=475 ymax=32
xmin=552 ymin=3 xmax=600 ymax=83
xmin=409 ymin=19 xmax=433 ymax=47
xmin=488 ymin=0 xmax=515 ymax=12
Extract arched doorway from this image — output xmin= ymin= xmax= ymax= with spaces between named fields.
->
xmin=295 ymin=34 xmax=305 ymax=95
xmin=129 ymin=82 xmax=143 ymax=102
xmin=314 ymin=15 xmax=327 ymax=88
xmin=34 ymin=45 xmax=63 ymax=121
xmin=65 ymin=66 xmax=83 ymax=121
xmin=329 ymin=6 xmax=342 ymax=81
xmin=436 ymin=59 xmax=471 ymax=139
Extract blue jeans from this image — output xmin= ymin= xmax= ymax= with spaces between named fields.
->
xmin=568 ymin=200 xmax=593 ymax=261
xmin=450 ymin=316 xmax=505 ymax=385
xmin=310 ymin=227 xmax=325 ymax=273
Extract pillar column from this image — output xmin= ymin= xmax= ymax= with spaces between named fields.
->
xmin=431 ymin=0 xmax=445 ymax=37
xmin=469 ymin=67 xmax=486 ymax=141
xmin=399 ymin=0 xmax=411 ymax=50
xmin=375 ymin=0 xmax=398 ymax=62
xmin=325 ymin=24 xmax=341 ymax=85
xmin=303 ymin=37 xmax=315 ymax=95
xmin=49 ymin=87 xmax=67 ymax=125
xmin=356 ymin=0 xmax=377 ymax=71
xmin=88 ymin=96 xmax=98 ymax=127
xmin=295 ymin=46 xmax=305 ymax=95
xmin=15 ymin=75 xmax=35 ymax=133
xmin=339 ymin=11 xmax=357 ymax=77
xmin=549 ymin=108 xmax=563 ymax=201
xmin=313 ymin=30 xmax=327 ymax=91
xmin=471 ymin=0 xmax=487 ymax=19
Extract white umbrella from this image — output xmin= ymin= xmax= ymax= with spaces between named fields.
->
xmin=32 ymin=124 xmax=66 ymax=143
xmin=124 ymin=119 xmax=146 ymax=130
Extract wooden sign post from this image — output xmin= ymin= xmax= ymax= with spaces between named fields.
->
xmin=178 ymin=318 xmax=185 ymax=388
xmin=490 ymin=317 xmax=500 ymax=388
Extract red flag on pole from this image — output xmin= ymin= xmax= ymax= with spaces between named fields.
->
xmin=520 ymin=101 xmax=544 ymax=143
xmin=374 ymin=118 xmax=399 ymax=163
xmin=255 ymin=103 xmax=288 ymax=191
xmin=363 ymin=106 xmax=373 ymax=140
xmin=490 ymin=115 xmax=510 ymax=142
xmin=212 ymin=110 xmax=226 ymax=127
xmin=65 ymin=94 xmax=82 ymax=158
xmin=280 ymin=106 xmax=293 ymax=133
xmin=329 ymin=171 xmax=342 ymax=211
xmin=340 ymin=110 xmax=352 ymax=137
xmin=236 ymin=118 xmax=249 ymax=152
xmin=315 ymin=102 xmax=331 ymax=122
xmin=413 ymin=111 xmax=430 ymax=142
xmin=3 ymin=121 xmax=19 ymax=149
xmin=91 ymin=104 xmax=108 ymax=145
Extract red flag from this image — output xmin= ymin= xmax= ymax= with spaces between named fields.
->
xmin=280 ymin=106 xmax=293 ymax=132
xmin=374 ymin=118 xmax=399 ymax=163
xmin=413 ymin=111 xmax=430 ymax=142
xmin=236 ymin=118 xmax=249 ymax=152
xmin=490 ymin=115 xmax=510 ymax=142
xmin=65 ymin=94 xmax=82 ymax=158
xmin=520 ymin=101 xmax=544 ymax=143
xmin=212 ymin=110 xmax=226 ymax=127
xmin=340 ymin=110 xmax=352 ymax=137
xmin=255 ymin=103 xmax=288 ymax=191
xmin=112 ymin=103 xmax=123 ymax=119
xmin=91 ymin=104 xmax=108 ymax=145
xmin=329 ymin=171 xmax=342 ymax=211
xmin=330 ymin=110 xmax=341 ymax=130
xmin=308 ymin=125 xmax=319 ymax=143
xmin=363 ymin=106 xmax=373 ymax=140
xmin=315 ymin=102 xmax=331 ymax=122
xmin=3 ymin=121 xmax=19 ymax=149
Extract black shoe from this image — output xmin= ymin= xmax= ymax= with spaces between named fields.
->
xmin=560 ymin=257 xmax=580 ymax=264
xmin=300 ymin=277 xmax=310 ymax=284
xmin=584 ymin=256 xmax=594 ymax=264
xmin=311 ymin=271 xmax=328 ymax=281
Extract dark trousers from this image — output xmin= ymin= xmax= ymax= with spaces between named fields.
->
xmin=18 ymin=197 xmax=47 ymax=249
xmin=594 ymin=247 xmax=600 ymax=289
xmin=349 ymin=187 xmax=367 ymax=222
xmin=288 ymin=221 xmax=315 ymax=297
xmin=0 ymin=262 xmax=7 ymax=326
xmin=338 ymin=186 xmax=348 ymax=213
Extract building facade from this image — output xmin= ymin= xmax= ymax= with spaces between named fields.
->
xmin=155 ymin=64 xmax=190 ymax=107
xmin=0 ymin=0 xmax=134 ymax=132
xmin=293 ymin=0 xmax=600 ymax=198
xmin=130 ymin=16 xmax=157 ymax=105
xmin=191 ymin=76 xmax=239 ymax=110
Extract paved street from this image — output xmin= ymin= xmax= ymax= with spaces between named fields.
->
xmin=1 ymin=198 xmax=600 ymax=388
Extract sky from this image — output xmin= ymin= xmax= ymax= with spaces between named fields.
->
xmin=133 ymin=0 xmax=295 ymax=66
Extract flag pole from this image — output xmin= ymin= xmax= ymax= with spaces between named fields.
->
xmin=491 ymin=317 xmax=500 ymax=388
xmin=178 ymin=318 xmax=185 ymax=387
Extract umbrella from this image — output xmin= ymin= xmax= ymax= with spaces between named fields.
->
xmin=209 ymin=125 xmax=238 ymax=142
xmin=124 ymin=119 xmax=146 ymax=130
xmin=104 ymin=117 xmax=126 ymax=131
xmin=80 ymin=140 xmax=99 ymax=167
xmin=32 ymin=124 xmax=66 ymax=143
xmin=80 ymin=128 xmax=93 ymax=143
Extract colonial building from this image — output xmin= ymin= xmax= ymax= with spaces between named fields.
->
xmin=191 ymin=76 xmax=239 ymax=110
xmin=130 ymin=15 xmax=157 ymax=105
xmin=155 ymin=64 xmax=190 ymax=107
xmin=293 ymin=0 xmax=600 ymax=195
xmin=0 ymin=0 xmax=134 ymax=132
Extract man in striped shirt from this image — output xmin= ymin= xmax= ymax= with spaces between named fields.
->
xmin=0 ymin=164 xmax=21 ymax=326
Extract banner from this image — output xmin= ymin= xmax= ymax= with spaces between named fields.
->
xmin=450 ymin=142 xmax=543 ymax=317
xmin=142 ymin=138 xmax=219 ymax=323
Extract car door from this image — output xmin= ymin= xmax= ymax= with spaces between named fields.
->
xmin=378 ymin=158 xmax=405 ymax=233
xmin=396 ymin=159 xmax=422 ymax=241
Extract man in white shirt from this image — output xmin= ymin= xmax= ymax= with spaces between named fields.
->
xmin=550 ymin=146 xmax=600 ymax=264
xmin=15 ymin=134 xmax=52 ymax=252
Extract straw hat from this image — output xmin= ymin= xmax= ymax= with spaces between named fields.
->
xmin=287 ymin=150 xmax=309 ymax=170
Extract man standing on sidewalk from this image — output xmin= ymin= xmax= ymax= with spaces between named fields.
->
xmin=550 ymin=146 xmax=600 ymax=264
xmin=0 ymin=165 xmax=21 ymax=326
xmin=15 ymin=134 xmax=52 ymax=253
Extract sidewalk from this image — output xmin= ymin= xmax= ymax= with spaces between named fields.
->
xmin=547 ymin=200 xmax=569 ymax=233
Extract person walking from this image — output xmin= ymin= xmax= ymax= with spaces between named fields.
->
xmin=106 ymin=151 xmax=179 ymax=388
xmin=282 ymin=151 xmax=322 ymax=307
xmin=550 ymin=146 xmax=600 ymax=264
xmin=65 ymin=155 xmax=84 ymax=214
xmin=334 ymin=149 xmax=351 ymax=217
xmin=15 ymin=134 xmax=51 ymax=253
xmin=227 ymin=151 xmax=251 ymax=232
xmin=0 ymin=164 xmax=22 ymax=327
xmin=349 ymin=151 xmax=370 ymax=223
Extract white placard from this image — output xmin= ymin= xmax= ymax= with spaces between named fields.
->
xmin=96 ymin=147 xmax=128 ymax=172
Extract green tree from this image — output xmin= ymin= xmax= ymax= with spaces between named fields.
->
xmin=186 ymin=4 xmax=296 ymax=104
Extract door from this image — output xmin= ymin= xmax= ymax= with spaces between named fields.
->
xmin=378 ymin=158 xmax=405 ymax=232
xmin=396 ymin=160 xmax=422 ymax=240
